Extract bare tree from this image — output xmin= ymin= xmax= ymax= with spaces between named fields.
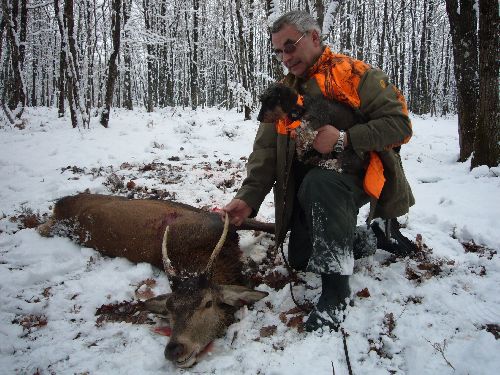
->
xmin=314 ymin=0 xmax=325 ymax=30
xmin=143 ymin=0 xmax=155 ymax=112
xmin=1 ymin=0 xmax=27 ymax=122
xmin=56 ymin=29 xmax=66 ymax=118
xmin=54 ymin=0 xmax=89 ymax=128
xmin=471 ymin=0 xmax=499 ymax=168
xmin=100 ymin=0 xmax=122 ymax=128
xmin=415 ymin=0 xmax=431 ymax=114
xmin=0 ymin=0 xmax=470 ymax=125
xmin=235 ymin=0 xmax=251 ymax=120
xmin=190 ymin=0 xmax=199 ymax=109
xmin=122 ymin=0 xmax=133 ymax=110
xmin=445 ymin=0 xmax=479 ymax=162
xmin=355 ymin=1 xmax=365 ymax=60
xmin=377 ymin=0 xmax=388 ymax=69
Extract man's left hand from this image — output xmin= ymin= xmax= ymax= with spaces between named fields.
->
xmin=313 ymin=125 xmax=347 ymax=154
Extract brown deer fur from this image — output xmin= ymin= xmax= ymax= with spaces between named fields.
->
xmin=38 ymin=193 xmax=271 ymax=367
xmin=40 ymin=193 xmax=273 ymax=284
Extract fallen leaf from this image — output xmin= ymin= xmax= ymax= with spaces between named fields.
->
xmin=260 ymin=325 xmax=277 ymax=338
xmin=357 ymin=288 xmax=371 ymax=298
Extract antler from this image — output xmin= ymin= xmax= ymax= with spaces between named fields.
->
xmin=162 ymin=226 xmax=177 ymax=277
xmin=204 ymin=213 xmax=229 ymax=275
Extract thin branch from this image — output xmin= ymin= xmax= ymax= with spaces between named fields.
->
xmin=341 ymin=328 xmax=354 ymax=375
xmin=425 ymin=338 xmax=455 ymax=370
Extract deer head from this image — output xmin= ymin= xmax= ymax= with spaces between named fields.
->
xmin=144 ymin=213 xmax=268 ymax=368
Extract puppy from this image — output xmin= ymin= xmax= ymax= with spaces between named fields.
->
xmin=257 ymin=83 xmax=365 ymax=172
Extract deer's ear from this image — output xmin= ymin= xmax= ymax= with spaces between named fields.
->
xmin=219 ymin=285 xmax=268 ymax=307
xmin=144 ymin=293 xmax=172 ymax=315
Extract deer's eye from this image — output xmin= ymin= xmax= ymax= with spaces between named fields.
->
xmin=205 ymin=300 xmax=213 ymax=309
xmin=165 ymin=299 xmax=174 ymax=311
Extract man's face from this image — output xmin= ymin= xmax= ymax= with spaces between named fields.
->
xmin=271 ymin=23 xmax=322 ymax=77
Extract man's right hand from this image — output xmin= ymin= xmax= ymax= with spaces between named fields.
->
xmin=221 ymin=199 xmax=252 ymax=226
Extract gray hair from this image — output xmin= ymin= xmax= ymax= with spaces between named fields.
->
xmin=271 ymin=10 xmax=321 ymax=35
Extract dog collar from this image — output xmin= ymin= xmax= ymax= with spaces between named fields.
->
xmin=288 ymin=94 xmax=305 ymax=121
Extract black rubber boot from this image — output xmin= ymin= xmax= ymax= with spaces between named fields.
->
xmin=353 ymin=225 xmax=377 ymax=259
xmin=305 ymin=273 xmax=350 ymax=332
xmin=371 ymin=219 xmax=417 ymax=257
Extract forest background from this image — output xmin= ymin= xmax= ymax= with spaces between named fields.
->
xmin=1 ymin=0 xmax=498 ymax=166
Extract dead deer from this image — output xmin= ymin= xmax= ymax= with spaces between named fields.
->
xmin=38 ymin=193 xmax=271 ymax=367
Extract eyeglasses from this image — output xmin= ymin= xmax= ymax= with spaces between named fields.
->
xmin=272 ymin=33 xmax=307 ymax=61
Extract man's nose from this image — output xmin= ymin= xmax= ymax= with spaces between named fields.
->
xmin=282 ymin=52 xmax=293 ymax=65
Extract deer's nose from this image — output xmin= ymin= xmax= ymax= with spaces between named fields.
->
xmin=165 ymin=341 xmax=185 ymax=360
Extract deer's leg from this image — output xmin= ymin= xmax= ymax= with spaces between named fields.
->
xmin=37 ymin=217 xmax=56 ymax=237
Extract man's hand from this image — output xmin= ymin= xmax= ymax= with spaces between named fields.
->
xmin=221 ymin=199 xmax=252 ymax=226
xmin=313 ymin=125 xmax=348 ymax=153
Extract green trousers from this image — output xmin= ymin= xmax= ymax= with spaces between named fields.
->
xmin=288 ymin=167 xmax=371 ymax=275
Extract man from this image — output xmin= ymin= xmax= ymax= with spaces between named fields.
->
xmin=222 ymin=11 xmax=414 ymax=331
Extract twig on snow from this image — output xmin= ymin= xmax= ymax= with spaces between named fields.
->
xmin=425 ymin=338 xmax=455 ymax=370
xmin=341 ymin=328 xmax=353 ymax=375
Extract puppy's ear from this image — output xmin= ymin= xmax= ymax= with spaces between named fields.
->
xmin=256 ymin=106 xmax=267 ymax=122
xmin=277 ymin=84 xmax=299 ymax=113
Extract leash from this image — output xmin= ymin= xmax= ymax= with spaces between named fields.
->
xmin=274 ymin=129 xmax=312 ymax=314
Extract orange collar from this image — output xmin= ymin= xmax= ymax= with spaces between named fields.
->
xmin=275 ymin=94 xmax=304 ymax=135
xmin=285 ymin=94 xmax=304 ymax=130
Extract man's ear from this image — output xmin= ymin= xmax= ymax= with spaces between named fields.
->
xmin=219 ymin=285 xmax=268 ymax=307
xmin=311 ymin=29 xmax=321 ymax=47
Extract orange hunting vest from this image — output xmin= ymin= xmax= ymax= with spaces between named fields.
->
xmin=275 ymin=50 xmax=410 ymax=200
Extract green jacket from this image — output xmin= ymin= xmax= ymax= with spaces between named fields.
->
xmin=235 ymin=48 xmax=415 ymax=243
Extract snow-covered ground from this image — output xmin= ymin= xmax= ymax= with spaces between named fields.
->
xmin=1 ymin=107 xmax=499 ymax=375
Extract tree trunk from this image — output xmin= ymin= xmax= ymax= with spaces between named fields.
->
xmin=143 ymin=0 xmax=154 ymax=112
xmin=445 ymin=0 xmax=479 ymax=162
xmin=265 ymin=0 xmax=282 ymax=84
xmin=0 ymin=17 xmax=5 ymax=64
xmin=1 ymin=0 xmax=27 ymax=120
xmin=190 ymin=0 xmax=199 ymax=109
xmin=54 ymin=0 xmax=89 ymax=127
xmin=248 ymin=0 xmax=255 ymax=105
xmin=399 ymin=0 xmax=406 ymax=94
xmin=314 ymin=0 xmax=324 ymax=30
xmin=441 ymin=33 xmax=451 ymax=116
xmin=388 ymin=0 xmax=399 ymax=87
xmin=408 ymin=0 xmax=418 ymax=111
xmin=85 ymin=0 xmax=95 ymax=111
xmin=54 ymin=0 xmax=74 ymax=125
xmin=122 ymin=0 xmax=132 ymax=110
xmin=416 ymin=0 xmax=430 ymax=114
xmin=31 ymin=54 xmax=37 ymax=106
xmin=19 ymin=0 xmax=27 ymax=68
xmin=100 ymin=0 xmax=121 ymax=128
xmin=157 ymin=0 xmax=166 ymax=107
xmin=471 ymin=0 xmax=499 ymax=168
xmin=57 ymin=45 xmax=66 ymax=117
xmin=64 ymin=0 xmax=85 ymax=124
xmin=340 ymin=0 xmax=352 ymax=54
xmin=235 ymin=0 xmax=251 ymax=120
xmin=355 ymin=1 xmax=365 ymax=60
xmin=378 ymin=0 xmax=388 ymax=69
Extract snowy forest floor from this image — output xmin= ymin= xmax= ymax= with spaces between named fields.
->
xmin=0 ymin=107 xmax=499 ymax=375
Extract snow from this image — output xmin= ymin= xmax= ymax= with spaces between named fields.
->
xmin=1 ymin=108 xmax=499 ymax=374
